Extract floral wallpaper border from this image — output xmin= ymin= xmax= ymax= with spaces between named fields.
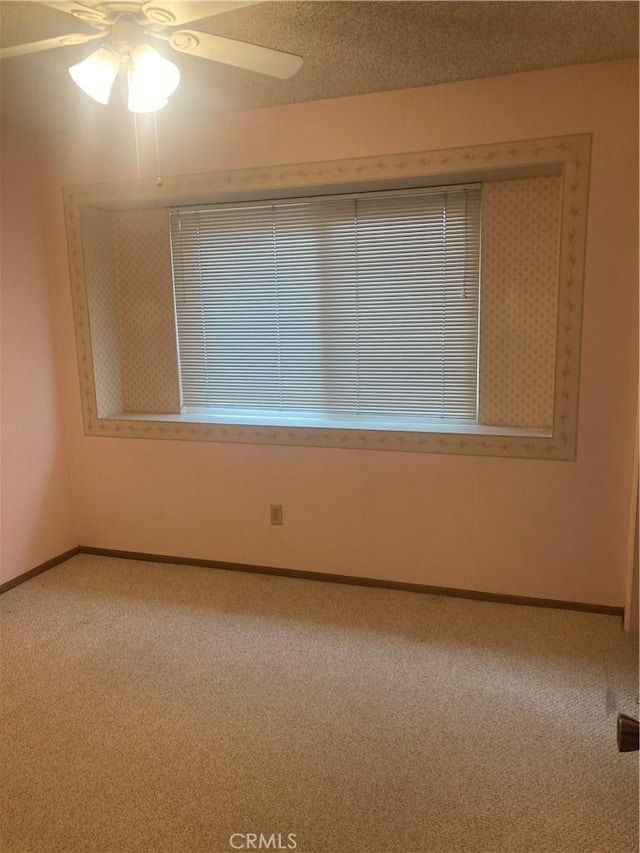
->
xmin=63 ymin=133 xmax=591 ymax=460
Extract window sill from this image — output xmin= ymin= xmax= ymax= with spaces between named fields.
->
xmin=86 ymin=411 xmax=565 ymax=459
xmin=119 ymin=409 xmax=552 ymax=438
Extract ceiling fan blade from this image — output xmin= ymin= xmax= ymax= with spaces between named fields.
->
xmin=0 ymin=32 xmax=103 ymax=60
xmin=169 ymin=30 xmax=303 ymax=79
xmin=37 ymin=2 xmax=108 ymax=25
xmin=143 ymin=2 xmax=263 ymax=27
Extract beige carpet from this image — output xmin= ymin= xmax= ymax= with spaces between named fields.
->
xmin=0 ymin=554 xmax=638 ymax=853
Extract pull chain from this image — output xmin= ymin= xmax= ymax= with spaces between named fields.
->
xmin=133 ymin=110 xmax=142 ymax=185
xmin=154 ymin=111 xmax=163 ymax=187
xmin=132 ymin=110 xmax=164 ymax=187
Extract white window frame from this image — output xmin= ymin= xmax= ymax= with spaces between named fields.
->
xmin=64 ymin=133 xmax=591 ymax=459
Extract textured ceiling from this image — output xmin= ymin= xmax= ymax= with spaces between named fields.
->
xmin=0 ymin=1 xmax=638 ymax=135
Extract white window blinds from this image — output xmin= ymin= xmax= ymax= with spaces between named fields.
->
xmin=169 ymin=185 xmax=481 ymax=427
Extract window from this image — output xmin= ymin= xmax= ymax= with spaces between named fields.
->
xmin=68 ymin=133 xmax=590 ymax=458
xmin=169 ymin=185 xmax=481 ymax=431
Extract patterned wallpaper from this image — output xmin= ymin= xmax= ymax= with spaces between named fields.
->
xmin=113 ymin=209 xmax=180 ymax=414
xmin=81 ymin=207 xmax=124 ymax=418
xmin=82 ymin=207 xmax=180 ymax=417
xmin=479 ymin=177 xmax=561 ymax=428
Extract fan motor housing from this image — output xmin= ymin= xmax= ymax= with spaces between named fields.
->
xmin=75 ymin=3 xmax=166 ymax=25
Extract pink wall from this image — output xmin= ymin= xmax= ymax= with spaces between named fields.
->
xmin=0 ymin=127 xmax=77 ymax=583
xmin=43 ymin=59 xmax=638 ymax=606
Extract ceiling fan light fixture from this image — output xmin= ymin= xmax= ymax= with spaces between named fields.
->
xmin=69 ymin=46 xmax=120 ymax=105
xmin=127 ymin=44 xmax=180 ymax=113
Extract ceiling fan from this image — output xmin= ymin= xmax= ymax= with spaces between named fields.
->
xmin=0 ymin=1 xmax=303 ymax=113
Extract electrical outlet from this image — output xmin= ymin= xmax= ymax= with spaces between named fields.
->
xmin=270 ymin=504 xmax=283 ymax=526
